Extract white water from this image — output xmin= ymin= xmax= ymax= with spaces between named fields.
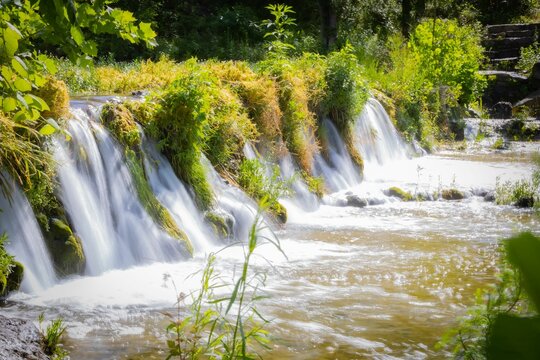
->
xmin=54 ymin=107 xmax=186 ymax=276
xmin=354 ymin=98 xmax=411 ymax=178
xmin=0 ymin=180 xmax=56 ymax=293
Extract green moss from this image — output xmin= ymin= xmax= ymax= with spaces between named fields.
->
xmin=126 ymin=151 xmax=193 ymax=255
xmin=41 ymin=218 xmax=85 ymax=275
xmin=269 ymin=201 xmax=287 ymax=224
xmin=302 ymin=172 xmax=325 ymax=197
xmin=442 ymin=188 xmax=465 ymax=200
xmin=387 ymin=187 xmax=413 ymax=201
xmin=100 ymin=103 xmax=141 ymax=149
xmin=205 ymin=211 xmax=232 ymax=239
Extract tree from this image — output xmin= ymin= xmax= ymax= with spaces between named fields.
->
xmin=0 ymin=0 xmax=156 ymax=123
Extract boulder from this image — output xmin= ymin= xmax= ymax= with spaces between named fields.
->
xmin=481 ymin=70 xmax=529 ymax=107
xmin=484 ymin=191 xmax=496 ymax=202
xmin=514 ymin=89 xmax=540 ymax=118
xmin=0 ymin=315 xmax=49 ymax=360
xmin=346 ymin=195 xmax=368 ymax=208
xmin=441 ymin=188 xmax=465 ymax=200
xmin=489 ymin=101 xmax=513 ymax=119
xmin=515 ymin=196 xmax=535 ymax=208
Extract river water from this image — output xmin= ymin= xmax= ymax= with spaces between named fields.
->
xmin=1 ymin=97 xmax=539 ymax=358
xmin=2 ymin=140 xmax=538 ymax=359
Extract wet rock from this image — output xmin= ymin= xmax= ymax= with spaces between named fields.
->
xmin=346 ymin=195 xmax=368 ymax=208
xmin=130 ymin=90 xmax=149 ymax=97
xmin=441 ymin=188 xmax=465 ymax=200
xmin=205 ymin=210 xmax=234 ymax=239
xmin=0 ymin=315 xmax=49 ymax=360
xmin=484 ymin=191 xmax=496 ymax=202
xmin=489 ymin=102 xmax=513 ymax=119
xmin=514 ymin=89 xmax=540 ymax=118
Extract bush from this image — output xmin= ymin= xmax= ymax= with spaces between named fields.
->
xmin=0 ymin=233 xmax=18 ymax=296
xmin=39 ymin=314 xmax=68 ymax=359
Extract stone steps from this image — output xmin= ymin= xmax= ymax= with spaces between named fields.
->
xmin=483 ymin=23 xmax=539 ymax=71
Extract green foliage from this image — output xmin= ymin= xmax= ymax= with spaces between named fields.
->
xmin=0 ymin=113 xmax=50 ymax=197
xmin=149 ymin=61 xmax=217 ymax=210
xmin=0 ymin=233 xmax=15 ymax=295
xmin=496 ymin=155 xmax=540 ymax=208
xmin=0 ymin=0 xmax=156 ymax=126
xmin=238 ymin=158 xmax=290 ymax=221
xmin=517 ymin=42 xmax=540 ymax=76
xmin=39 ymin=314 xmax=68 ymax=360
xmin=409 ymin=19 xmax=486 ymax=105
xmin=101 ymin=103 xmax=141 ymax=149
xmin=262 ymin=4 xmax=297 ymax=56
xmin=165 ymin=203 xmax=284 ymax=359
xmin=323 ymin=44 xmax=369 ymax=128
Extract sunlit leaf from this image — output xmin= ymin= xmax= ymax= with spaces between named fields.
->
xmin=2 ymin=97 xmax=17 ymax=112
xmin=14 ymin=77 xmax=32 ymax=92
xmin=39 ymin=123 xmax=57 ymax=136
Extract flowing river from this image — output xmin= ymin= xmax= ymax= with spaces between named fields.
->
xmin=1 ymin=99 xmax=538 ymax=359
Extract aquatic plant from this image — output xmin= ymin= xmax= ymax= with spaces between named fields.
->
xmin=39 ymin=314 xmax=68 ymax=360
xmin=165 ymin=200 xmax=285 ymax=359
xmin=0 ymin=233 xmax=23 ymax=296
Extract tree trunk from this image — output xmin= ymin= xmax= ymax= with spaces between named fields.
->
xmin=401 ymin=0 xmax=412 ymax=37
xmin=319 ymin=0 xmax=337 ymax=51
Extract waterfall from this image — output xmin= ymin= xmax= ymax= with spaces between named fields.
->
xmin=0 ymin=180 xmax=56 ymax=293
xmin=143 ymin=141 xmax=216 ymax=252
xmin=313 ymin=119 xmax=362 ymax=193
xmin=354 ymin=98 xmax=411 ymax=176
xmin=54 ymin=107 xmax=187 ymax=276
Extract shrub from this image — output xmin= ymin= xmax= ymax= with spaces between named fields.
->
xmin=208 ymin=61 xmax=282 ymax=142
xmin=516 ymin=42 xmax=540 ymax=75
xmin=0 ymin=233 xmax=17 ymax=296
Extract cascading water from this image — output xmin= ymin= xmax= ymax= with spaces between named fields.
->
xmin=0 ymin=180 xmax=56 ymax=293
xmin=353 ymin=98 xmax=411 ymax=177
xmin=313 ymin=119 xmax=362 ymax=193
xmin=243 ymin=142 xmax=319 ymax=213
xmin=54 ymin=106 xmax=187 ymax=276
xmin=143 ymin=140 xmax=216 ymax=252
xmin=202 ymin=156 xmax=262 ymax=242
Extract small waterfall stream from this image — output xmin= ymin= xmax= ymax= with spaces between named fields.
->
xmin=0 ymin=180 xmax=56 ymax=293
xmin=54 ymin=107 xmax=186 ymax=276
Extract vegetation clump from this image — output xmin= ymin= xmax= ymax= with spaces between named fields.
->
xmin=238 ymin=158 xmax=289 ymax=222
xmin=386 ymin=186 xmax=413 ymax=201
xmin=101 ymin=103 xmax=141 ymax=149
xmin=0 ymin=234 xmax=23 ymax=297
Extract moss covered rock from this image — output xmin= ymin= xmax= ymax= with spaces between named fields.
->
xmin=442 ymin=188 xmax=465 ymax=200
xmin=386 ymin=187 xmax=413 ymax=201
xmin=101 ymin=103 xmax=141 ymax=149
xmin=270 ymin=201 xmax=287 ymax=224
xmin=35 ymin=77 xmax=70 ymax=119
xmin=205 ymin=210 xmax=234 ymax=239
xmin=40 ymin=217 xmax=85 ymax=275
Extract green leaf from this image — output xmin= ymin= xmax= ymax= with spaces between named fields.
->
xmin=12 ymin=57 xmax=28 ymax=77
xmin=3 ymin=27 xmax=19 ymax=57
xmin=70 ymin=26 xmax=85 ymax=47
xmin=2 ymin=97 xmax=17 ymax=112
xmin=505 ymin=232 xmax=540 ymax=309
xmin=26 ymin=94 xmax=50 ymax=112
xmin=39 ymin=124 xmax=57 ymax=136
xmin=487 ymin=314 xmax=540 ymax=360
xmin=16 ymin=92 xmax=28 ymax=109
xmin=14 ymin=77 xmax=32 ymax=92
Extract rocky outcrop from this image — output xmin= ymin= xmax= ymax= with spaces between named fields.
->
xmin=0 ymin=315 xmax=49 ymax=360
xmin=481 ymin=70 xmax=530 ymax=107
